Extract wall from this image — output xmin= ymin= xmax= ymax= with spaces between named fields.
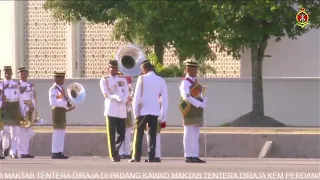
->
xmin=29 ymin=78 xmax=320 ymax=127
xmin=241 ymin=29 xmax=320 ymax=77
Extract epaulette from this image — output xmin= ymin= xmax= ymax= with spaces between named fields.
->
xmin=102 ymin=75 xmax=109 ymax=79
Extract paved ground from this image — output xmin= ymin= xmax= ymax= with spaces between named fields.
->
xmin=0 ymin=157 xmax=319 ymax=179
xmin=34 ymin=126 xmax=320 ymax=134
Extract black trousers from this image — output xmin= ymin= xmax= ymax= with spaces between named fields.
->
xmin=106 ymin=116 xmax=125 ymax=159
xmin=132 ymin=115 xmax=158 ymax=161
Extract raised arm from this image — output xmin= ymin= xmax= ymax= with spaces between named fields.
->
xmin=132 ymin=76 xmax=142 ymax=119
xmin=159 ymin=80 xmax=168 ymax=122
xmin=49 ymin=88 xmax=67 ymax=108
xmin=179 ymin=80 xmax=202 ymax=108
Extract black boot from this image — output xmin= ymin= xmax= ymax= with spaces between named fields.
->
xmin=20 ymin=154 xmax=35 ymax=158
xmin=185 ymin=157 xmax=195 ymax=163
xmin=51 ymin=152 xmax=68 ymax=159
xmin=192 ymin=157 xmax=206 ymax=163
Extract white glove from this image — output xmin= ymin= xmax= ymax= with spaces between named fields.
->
xmin=158 ymin=116 xmax=164 ymax=123
xmin=110 ymin=95 xmax=121 ymax=102
xmin=199 ymin=102 xmax=207 ymax=109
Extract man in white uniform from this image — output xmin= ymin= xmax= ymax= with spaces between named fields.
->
xmin=17 ymin=67 xmax=36 ymax=158
xmin=179 ymin=60 xmax=207 ymax=163
xmin=118 ymin=72 xmax=134 ymax=159
xmin=99 ymin=60 xmax=129 ymax=162
xmin=130 ymin=60 xmax=168 ymax=163
xmin=49 ymin=71 xmax=74 ymax=159
xmin=1 ymin=66 xmax=22 ymax=158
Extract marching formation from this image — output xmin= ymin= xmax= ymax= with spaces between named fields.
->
xmin=0 ymin=45 xmax=208 ymax=163
xmin=0 ymin=67 xmax=75 ymax=159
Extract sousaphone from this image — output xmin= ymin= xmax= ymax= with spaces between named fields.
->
xmin=115 ymin=44 xmax=147 ymax=76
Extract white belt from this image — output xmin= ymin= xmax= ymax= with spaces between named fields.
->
xmin=6 ymin=99 xmax=19 ymax=102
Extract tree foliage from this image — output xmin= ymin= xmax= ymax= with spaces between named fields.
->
xmin=210 ymin=0 xmax=320 ymax=126
xmin=43 ymin=0 xmax=217 ymax=67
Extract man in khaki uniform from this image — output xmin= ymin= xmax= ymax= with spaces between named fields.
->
xmin=0 ymin=70 xmax=5 ymax=159
xmin=99 ymin=60 xmax=129 ymax=162
xmin=49 ymin=71 xmax=74 ymax=159
xmin=179 ymin=60 xmax=207 ymax=163
xmin=17 ymin=67 xmax=36 ymax=158
xmin=1 ymin=66 xmax=22 ymax=158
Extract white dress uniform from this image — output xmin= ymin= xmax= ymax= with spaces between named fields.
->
xmin=100 ymin=72 xmax=129 ymax=161
xmin=18 ymin=80 xmax=36 ymax=157
xmin=131 ymin=68 xmax=168 ymax=162
xmin=99 ymin=75 xmax=128 ymax=119
xmin=179 ymin=73 xmax=207 ymax=163
xmin=0 ymin=79 xmax=21 ymax=157
xmin=49 ymin=83 xmax=68 ymax=155
xmin=119 ymin=82 xmax=133 ymax=158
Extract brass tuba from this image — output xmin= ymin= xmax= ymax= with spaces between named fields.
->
xmin=115 ymin=44 xmax=147 ymax=76
xmin=20 ymin=85 xmax=44 ymax=128
xmin=66 ymin=82 xmax=86 ymax=111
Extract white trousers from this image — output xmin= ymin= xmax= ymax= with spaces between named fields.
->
xmin=146 ymin=133 xmax=161 ymax=158
xmin=18 ymin=127 xmax=36 ymax=155
xmin=3 ymin=126 xmax=20 ymax=155
xmin=51 ymin=129 xmax=65 ymax=153
xmin=183 ymin=125 xmax=200 ymax=157
xmin=119 ymin=127 xmax=132 ymax=155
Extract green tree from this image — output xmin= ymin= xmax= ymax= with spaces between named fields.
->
xmin=211 ymin=0 xmax=320 ymax=126
xmin=43 ymin=0 xmax=217 ymax=68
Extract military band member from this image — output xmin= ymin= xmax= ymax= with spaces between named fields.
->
xmin=99 ymin=60 xmax=129 ymax=162
xmin=17 ymin=67 xmax=36 ymax=158
xmin=0 ymin=70 xmax=4 ymax=159
xmin=179 ymin=60 xmax=207 ymax=163
xmin=145 ymin=95 xmax=165 ymax=162
xmin=130 ymin=60 xmax=168 ymax=163
xmin=118 ymin=72 xmax=134 ymax=159
xmin=1 ymin=66 xmax=22 ymax=158
xmin=49 ymin=71 xmax=73 ymax=159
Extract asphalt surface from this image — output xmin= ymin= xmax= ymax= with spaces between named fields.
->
xmin=0 ymin=157 xmax=319 ymax=179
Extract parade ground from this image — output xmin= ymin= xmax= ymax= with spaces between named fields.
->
xmin=0 ymin=157 xmax=319 ymax=179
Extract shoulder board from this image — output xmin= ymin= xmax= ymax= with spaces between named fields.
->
xmin=102 ymin=76 xmax=109 ymax=79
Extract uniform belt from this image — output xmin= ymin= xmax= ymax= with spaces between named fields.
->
xmin=52 ymin=106 xmax=65 ymax=109
xmin=23 ymin=100 xmax=32 ymax=105
xmin=5 ymin=99 xmax=19 ymax=102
